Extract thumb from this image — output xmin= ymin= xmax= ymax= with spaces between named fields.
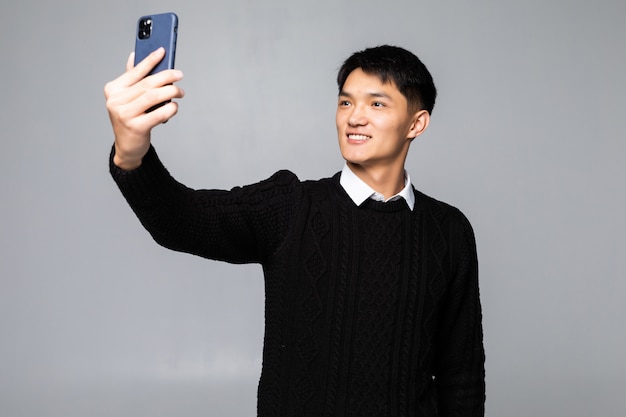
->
xmin=126 ymin=52 xmax=135 ymax=72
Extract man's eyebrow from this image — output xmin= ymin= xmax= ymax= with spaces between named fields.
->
xmin=338 ymin=90 xmax=393 ymax=100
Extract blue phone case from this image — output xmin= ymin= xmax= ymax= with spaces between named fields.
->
xmin=134 ymin=12 xmax=178 ymax=74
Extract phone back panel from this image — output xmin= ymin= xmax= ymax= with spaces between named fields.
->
xmin=134 ymin=12 xmax=178 ymax=74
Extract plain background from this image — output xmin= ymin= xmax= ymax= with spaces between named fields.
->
xmin=1 ymin=0 xmax=625 ymax=416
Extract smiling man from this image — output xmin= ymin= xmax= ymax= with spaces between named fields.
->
xmin=106 ymin=45 xmax=485 ymax=416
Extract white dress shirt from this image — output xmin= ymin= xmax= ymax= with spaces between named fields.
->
xmin=339 ymin=164 xmax=415 ymax=211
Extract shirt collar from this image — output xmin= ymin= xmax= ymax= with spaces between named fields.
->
xmin=339 ymin=163 xmax=415 ymax=211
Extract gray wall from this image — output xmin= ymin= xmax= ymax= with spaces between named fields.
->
xmin=1 ymin=0 xmax=625 ymax=416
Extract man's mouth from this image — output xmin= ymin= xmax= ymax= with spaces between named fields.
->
xmin=347 ymin=134 xmax=371 ymax=141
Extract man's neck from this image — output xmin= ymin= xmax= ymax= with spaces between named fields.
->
xmin=346 ymin=162 xmax=406 ymax=200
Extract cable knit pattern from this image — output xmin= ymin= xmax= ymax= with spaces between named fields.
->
xmin=110 ymin=146 xmax=485 ymax=417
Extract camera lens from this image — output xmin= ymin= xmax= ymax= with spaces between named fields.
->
xmin=138 ymin=18 xmax=152 ymax=39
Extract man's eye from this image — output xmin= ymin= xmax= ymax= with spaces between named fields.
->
xmin=339 ymin=100 xmax=351 ymax=106
xmin=372 ymin=102 xmax=384 ymax=107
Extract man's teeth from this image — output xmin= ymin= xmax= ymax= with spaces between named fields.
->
xmin=348 ymin=134 xmax=370 ymax=140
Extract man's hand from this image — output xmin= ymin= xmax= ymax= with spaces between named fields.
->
xmin=104 ymin=47 xmax=185 ymax=170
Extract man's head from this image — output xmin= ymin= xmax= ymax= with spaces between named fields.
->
xmin=335 ymin=46 xmax=436 ymax=178
xmin=337 ymin=45 xmax=437 ymax=115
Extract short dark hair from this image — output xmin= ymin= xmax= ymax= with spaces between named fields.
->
xmin=337 ymin=45 xmax=437 ymax=114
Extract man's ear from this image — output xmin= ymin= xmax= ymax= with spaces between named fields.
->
xmin=407 ymin=110 xmax=430 ymax=140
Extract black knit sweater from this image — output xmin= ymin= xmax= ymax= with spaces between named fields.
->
xmin=110 ymin=146 xmax=485 ymax=416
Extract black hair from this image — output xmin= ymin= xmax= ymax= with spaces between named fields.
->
xmin=337 ymin=45 xmax=437 ymax=114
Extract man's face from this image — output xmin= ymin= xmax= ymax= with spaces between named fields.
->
xmin=336 ymin=68 xmax=419 ymax=172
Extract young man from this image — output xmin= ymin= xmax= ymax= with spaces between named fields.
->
xmin=105 ymin=45 xmax=485 ymax=416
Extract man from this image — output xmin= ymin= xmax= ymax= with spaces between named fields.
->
xmin=105 ymin=44 xmax=485 ymax=416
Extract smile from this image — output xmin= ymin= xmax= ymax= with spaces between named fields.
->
xmin=347 ymin=134 xmax=371 ymax=141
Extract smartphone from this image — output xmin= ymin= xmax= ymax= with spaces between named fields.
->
xmin=134 ymin=12 xmax=178 ymax=73
xmin=134 ymin=12 xmax=178 ymax=111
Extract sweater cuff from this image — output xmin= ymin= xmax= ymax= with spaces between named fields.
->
xmin=109 ymin=144 xmax=179 ymax=205
xmin=109 ymin=144 xmax=159 ymax=174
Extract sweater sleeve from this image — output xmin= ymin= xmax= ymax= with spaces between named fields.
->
xmin=434 ymin=209 xmax=486 ymax=417
xmin=109 ymin=145 xmax=300 ymax=264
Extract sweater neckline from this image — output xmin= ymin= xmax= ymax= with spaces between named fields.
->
xmin=331 ymin=172 xmax=412 ymax=213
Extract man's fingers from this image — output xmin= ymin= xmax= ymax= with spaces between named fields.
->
xmin=138 ymin=100 xmax=180 ymax=125
xmin=105 ymin=67 xmax=183 ymax=112
xmin=132 ymin=47 xmax=166 ymax=79
xmin=109 ymin=69 xmax=183 ymax=104
xmin=133 ymin=84 xmax=185 ymax=114
xmin=113 ymin=47 xmax=166 ymax=88
xmin=109 ymin=84 xmax=184 ymax=122
xmin=139 ymin=69 xmax=184 ymax=90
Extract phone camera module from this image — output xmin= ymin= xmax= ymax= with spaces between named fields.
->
xmin=138 ymin=18 xmax=152 ymax=40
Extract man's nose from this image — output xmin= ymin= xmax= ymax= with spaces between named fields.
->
xmin=348 ymin=105 xmax=367 ymax=126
